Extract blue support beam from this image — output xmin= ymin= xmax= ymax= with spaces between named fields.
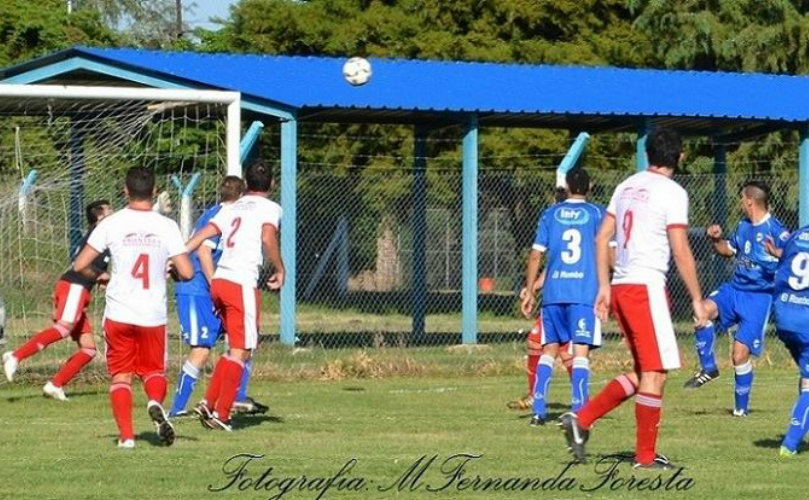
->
xmin=240 ymin=121 xmax=265 ymax=166
xmin=462 ymin=116 xmax=479 ymax=345
xmin=412 ymin=125 xmax=428 ymax=342
xmin=636 ymin=119 xmax=652 ymax=172
xmin=280 ymin=118 xmax=298 ymax=346
xmin=68 ymin=121 xmax=85 ymax=255
xmin=801 ymin=124 xmax=809 ymax=227
xmin=712 ymin=143 xmax=728 ymax=291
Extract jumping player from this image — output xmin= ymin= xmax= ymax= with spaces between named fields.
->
xmin=560 ymin=128 xmax=708 ymax=469
xmin=73 ymin=167 xmax=193 ymax=449
xmin=684 ymin=181 xmax=789 ymax=417
xmin=185 ymin=160 xmax=284 ymax=431
xmin=521 ymin=168 xmax=607 ymax=426
xmin=3 ymin=200 xmax=112 ymax=401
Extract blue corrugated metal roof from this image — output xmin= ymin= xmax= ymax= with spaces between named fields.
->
xmin=4 ymin=46 xmax=809 ymax=126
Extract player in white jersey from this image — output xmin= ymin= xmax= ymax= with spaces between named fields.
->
xmin=185 ymin=160 xmax=284 ymax=431
xmin=73 ymin=167 xmax=193 ymax=449
xmin=559 ymin=128 xmax=708 ymax=469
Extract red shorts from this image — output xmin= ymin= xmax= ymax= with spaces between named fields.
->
xmin=52 ymin=280 xmax=92 ymax=338
xmin=103 ymin=318 xmax=166 ymax=376
xmin=611 ymin=283 xmax=681 ymax=372
xmin=211 ymin=278 xmax=260 ymax=350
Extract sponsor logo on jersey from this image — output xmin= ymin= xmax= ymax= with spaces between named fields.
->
xmin=575 ymin=318 xmax=591 ymax=338
xmin=781 ymin=293 xmax=809 ymax=306
xmin=756 ymin=232 xmax=763 ymax=242
xmin=795 ymin=232 xmax=809 ymax=249
xmin=554 ymin=270 xmax=585 ymax=279
xmin=553 ymin=207 xmax=590 ymax=226
xmin=123 ymin=232 xmax=161 ymax=247
xmin=618 ymin=187 xmax=649 ymax=203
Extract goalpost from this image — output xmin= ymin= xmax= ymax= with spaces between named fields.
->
xmin=0 ymin=84 xmax=241 ymax=381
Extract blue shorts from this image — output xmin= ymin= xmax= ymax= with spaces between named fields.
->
xmin=776 ymin=330 xmax=809 ymax=378
xmin=709 ymin=283 xmax=772 ymax=357
xmin=176 ymin=293 xmax=222 ymax=348
xmin=541 ymin=303 xmax=601 ymax=348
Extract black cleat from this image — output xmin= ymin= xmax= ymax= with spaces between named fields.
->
xmin=147 ymin=401 xmax=175 ymax=446
xmin=194 ymin=401 xmax=215 ymax=430
xmin=633 ymin=454 xmax=674 ymax=470
xmin=530 ymin=415 xmax=547 ymax=427
xmin=558 ymin=412 xmax=589 ymax=463
xmin=209 ymin=415 xmax=233 ymax=432
xmin=683 ymin=369 xmax=719 ymax=389
xmin=232 ymin=396 xmax=269 ymax=415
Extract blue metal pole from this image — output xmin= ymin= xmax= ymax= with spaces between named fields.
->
xmin=800 ymin=124 xmax=809 ymax=227
xmin=462 ymin=116 xmax=479 ymax=345
xmin=712 ymin=143 xmax=728 ymax=292
xmin=69 ymin=121 xmax=85 ymax=255
xmin=636 ymin=119 xmax=651 ymax=172
xmin=412 ymin=125 xmax=428 ymax=343
xmin=240 ymin=121 xmax=265 ymax=166
xmin=280 ymin=118 xmax=298 ymax=346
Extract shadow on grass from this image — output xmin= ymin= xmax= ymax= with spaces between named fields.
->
xmin=104 ymin=432 xmax=200 ymax=446
xmin=752 ymin=435 xmax=804 ymax=452
xmin=5 ymin=388 xmax=104 ymax=403
xmin=232 ymin=414 xmax=284 ymax=430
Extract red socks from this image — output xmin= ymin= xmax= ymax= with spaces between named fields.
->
xmin=143 ymin=372 xmax=167 ymax=404
xmin=13 ymin=325 xmax=70 ymax=361
xmin=635 ymin=392 xmax=662 ymax=465
xmin=577 ymin=373 xmax=638 ymax=429
xmin=213 ymin=356 xmax=244 ymax=421
xmin=110 ymin=383 xmax=133 ymax=441
xmin=527 ymin=354 xmax=540 ymax=394
xmin=204 ymin=357 xmax=226 ymax=407
xmin=51 ymin=347 xmax=95 ymax=387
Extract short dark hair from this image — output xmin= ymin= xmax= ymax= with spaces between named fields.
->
xmin=245 ymin=159 xmax=272 ymax=192
xmin=220 ymin=175 xmax=245 ymax=202
xmin=741 ymin=180 xmax=770 ymax=208
xmin=565 ymin=168 xmax=590 ymax=196
xmin=85 ymin=199 xmax=111 ymax=226
xmin=125 ymin=167 xmax=155 ymax=201
xmin=645 ymin=127 xmax=682 ymax=169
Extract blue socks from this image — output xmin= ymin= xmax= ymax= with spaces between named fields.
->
xmin=571 ymin=356 xmax=590 ymax=412
xmin=169 ymin=361 xmax=200 ymax=416
xmin=783 ymin=388 xmax=809 ymax=452
xmin=236 ymin=357 xmax=253 ymax=403
xmin=532 ymin=355 xmax=555 ymax=418
xmin=695 ymin=322 xmax=718 ymax=373
xmin=734 ymin=360 xmax=754 ymax=414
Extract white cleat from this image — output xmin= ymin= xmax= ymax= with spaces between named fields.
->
xmin=43 ymin=381 xmax=68 ymax=401
xmin=2 ymin=352 xmax=18 ymax=382
xmin=117 ymin=439 xmax=135 ymax=449
xmin=732 ymin=409 xmax=749 ymax=417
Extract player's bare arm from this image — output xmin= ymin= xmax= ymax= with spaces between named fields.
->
xmin=706 ymin=224 xmax=734 ymax=257
xmin=185 ymin=223 xmax=221 ymax=253
xmin=594 ymin=214 xmax=615 ymax=322
xmin=521 ymin=249 xmax=543 ymax=319
xmin=197 ymin=244 xmax=216 ymax=284
xmin=261 ymin=224 xmax=285 ymax=290
xmin=764 ymin=236 xmax=784 ymax=259
xmin=72 ymin=245 xmax=102 ymax=278
xmin=170 ymin=253 xmax=194 ymax=281
xmin=668 ymin=226 xmax=708 ymax=326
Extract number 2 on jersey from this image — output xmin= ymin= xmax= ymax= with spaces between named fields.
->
xmin=226 ymin=216 xmax=242 ymax=248
xmin=131 ymin=253 xmax=150 ymax=289
xmin=622 ymin=210 xmax=634 ymax=248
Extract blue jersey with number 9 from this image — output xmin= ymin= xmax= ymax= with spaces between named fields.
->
xmin=774 ymin=226 xmax=809 ymax=333
xmin=533 ymin=199 xmax=606 ymax=306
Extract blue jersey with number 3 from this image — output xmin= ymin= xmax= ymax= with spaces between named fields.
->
xmin=533 ymin=200 xmax=605 ymax=306
xmin=727 ymin=214 xmax=789 ymax=292
xmin=774 ymin=226 xmax=809 ymax=333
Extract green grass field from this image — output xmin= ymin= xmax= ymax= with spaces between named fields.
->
xmin=1 ymin=348 xmax=807 ymax=500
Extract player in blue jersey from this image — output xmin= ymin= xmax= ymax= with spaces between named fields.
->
xmin=169 ymin=176 xmax=267 ymax=417
xmin=765 ymin=226 xmax=809 ymax=457
xmin=521 ymin=168 xmax=608 ymax=426
xmin=684 ymin=181 xmax=790 ymax=417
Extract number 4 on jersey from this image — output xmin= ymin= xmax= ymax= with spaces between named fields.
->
xmin=131 ymin=253 xmax=150 ymax=289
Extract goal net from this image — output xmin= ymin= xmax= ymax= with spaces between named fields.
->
xmin=0 ymin=85 xmax=240 ymax=383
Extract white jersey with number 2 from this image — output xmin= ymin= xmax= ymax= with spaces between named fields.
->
xmin=210 ymin=194 xmax=282 ymax=287
xmin=87 ymin=207 xmax=186 ymax=326
xmin=607 ymin=170 xmax=689 ymax=286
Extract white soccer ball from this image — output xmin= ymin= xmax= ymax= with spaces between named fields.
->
xmin=342 ymin=57 xmax=372 ymax=86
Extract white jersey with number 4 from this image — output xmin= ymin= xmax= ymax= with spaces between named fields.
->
xmin=607 ymin=170 xmax=689 ymax=286
xmin=87 ymin=207 xmax=186 ymax=326
xmin=210 ymin=194 xmax=282 ymax=287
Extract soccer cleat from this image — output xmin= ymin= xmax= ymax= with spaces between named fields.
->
xmin=208 ymin=413 xmax=233 ymax=432
xmin=732 ymin=408 xmax=749 ymax=417
xmin=683 ymin=369 xmax=720 ymax=389
xmin=558 ymin=412 xmax=589 ymax=463
xmin=169 ymin=409 xmax=190 ymax=418
xmin=506 ymin=394 xmax=534 ymax=411
xmin=117 ymin=439 xmax=135 ymax=449
xmin=530 ymin=415 xmax=547 ymax=427
xmin=194 ymin=401 xmax=216 ymax=429
xmin=147 ymin=401 xmax=175 ymax=446
xmin=43 ymin=381 xmax=68 ymax=401
xmin=779 ymin=446 xmax=797 ymax=458
xmin=233 ymin=396 xmax=269 ymax=415
xmin=633 ymin=454 xmax=673 ymax=470
xmin=2 ymin=352 xmax=18 ymax=382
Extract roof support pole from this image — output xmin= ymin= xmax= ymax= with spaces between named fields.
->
xmin=412 ymin=125 xmax=428 ymax=343
xmin=712 ymin=142 xmax=728 ymax=292
xmin=462 ymin=115 xmax=479 ymax=345
xmin=279 ymin=117 xmax=298 ymax=346
xmin=801 ymin=124 xmax=809 ymax=227
xmin=68 ymin=119 xmax=85 ymax=256
xmin=636 ymin=118 xmax=652 ymax=172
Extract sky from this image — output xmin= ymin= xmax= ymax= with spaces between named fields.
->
xmin=186 ymin=0 xmax=239 ymax=31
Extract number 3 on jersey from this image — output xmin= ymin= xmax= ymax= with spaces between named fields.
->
xmin=561 ymin=228 xmax=581 ymax=264
xmin=131 ymin=253 xmax=150 ymax=289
